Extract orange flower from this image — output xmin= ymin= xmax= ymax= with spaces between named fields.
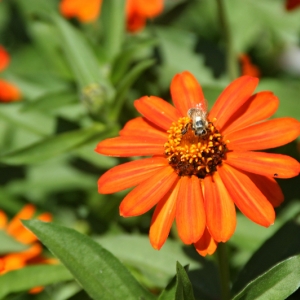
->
xmin=59 ymin=0 xmax=102 ymax=23
xmin=59 ymin=0 xmax=163 ymax=32
xmin=285 ymin=0 xmax=300 ymax=10
xmin=0 ymin=46 xmax=21 ymax=102
xmin=0 ymin=205 xmax=53 ymax=293
xmin=95 ymin=72 xmax=300 ymax=256
xmin=239 ymin=54 xmax=260 ymax=78
xmin=126 ymin=0 xmax=164 ymax=32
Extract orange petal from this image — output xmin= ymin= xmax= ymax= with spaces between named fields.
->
xmin=98 ymin=156 xmax=168 ymax=194
xmin=203 ymin=173 xmax=236 ymax=242
xmin=120 ymin=166 xmax=178 ymax=217
xmin=246 ymin=173 xmax=284 ymax=208
xmin=170 ymin=71 xmax=206 ymax=117
xmin=0 ymin=80 xmax=21 ymax=102
xmin=0 ymin=211 xmax=7 ymax=229
xmin=95 ymin=136 xmax=165 ymax=157
xmin=209 ymin=76 xmax=259 ymax=130
xmin=128 ymin=0 xmax=164 ymax=17
xmin=7 ymin=205 xmax=35 ymax=239
xmin=226 ymin=151 xmax=300 ymax=178
xmin=134 ymin=96 xmax=180 ymax=131
xmin=29 ymin=287 xmax=44 ymax=294
xmin=38 ymin=213 xmax=52 ymax=223
xmin=149 ymin=179 xmax=180 ymax=250
xmin=194 ymin=228 xmax=218 ymax=256
xmin=0 ymin=46 xmax=10 ymax=71
xmin=59 ymin=0 xmax=102 ymax=22
xmin=222 ymin=91 xmax=279 ymax=135
xmin=120 ymin=117 xmax=168 ymax=140
xmin=225 ymin=118 xmax=300 ymax=151
xmin=218 ymin=164 xmax=275 ymax=227
xmin=176 ymin=176 xmax=206 ymax=244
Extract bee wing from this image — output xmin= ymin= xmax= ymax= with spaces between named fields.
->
xmin=196 ymin=98 xmax=208 ymax=113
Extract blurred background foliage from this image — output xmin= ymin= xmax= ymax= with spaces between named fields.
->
xmin=0 ymin=0 xmax=299 ymax=299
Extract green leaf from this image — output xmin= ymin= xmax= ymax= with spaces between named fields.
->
xmin=0 ymin=230 xmax=28 ymax=254
xmin=0 ymin=124 xmax=105 ymax=165
xmin=0 ymin=103 xmax=54 ymax=137
xmin=175 ymin=263 xmax=196 ymax=300
xmin=232 ymin=217 xmax=300 ymax=295
xmin=110 ymin=58 xmax=156 ymax=121
xmin=155 ymin=27 xmax=214 ymax=89
xmin=101 ymin=0 xmax=125 ymax=61
xmin=23 ymin=220 xmax=156 ymax=300
xmin=233 ymin=255 xmax=300 ymax=300
xmin=0 ymin=264 xmax=73 ymax=298
xmin=22 ymin=91 xmax=78 ymax=113
xmin=158 ymin=273 xmax=177 ymax=300
xmin=52 ymin=14 xmax=108 ymax=88
xmin=111 ymin=38 xmax=158 ymax=85
xmin=96 ymin=234 xmax=220 ymax=297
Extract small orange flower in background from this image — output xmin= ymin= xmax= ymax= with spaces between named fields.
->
xmin=59 ymin=0 xmax=102 ymax=23
xmin=286 ymin=0 xmax=300 ymax=10
xmin=59 ymin=0 xmax=163 ymax=32
xmin=0 ymin=46 xmax=21 ymax=102
xmin=239 ymin=54 xmax=260 ymax=78
xmin=126 ymin=0 xmax=164 ymax=32
xmin=0 ymin=205 xmax=54 ymax=294
xmin=95 ymin=71 xmax=300 ymax=256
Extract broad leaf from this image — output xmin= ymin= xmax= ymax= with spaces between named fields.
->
xmin=0 ymin=264 xmax=73 ymax=298
xmin=233 ymin=255 xmax=300 ymax=300
xmin=23 ymin=220 xmax=156 ymax=300
xmin=232 ymin=217 xmax=300 ymax=295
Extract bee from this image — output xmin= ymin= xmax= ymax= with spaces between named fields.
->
xmin=187 ymin=101 xmax=208 ymax=136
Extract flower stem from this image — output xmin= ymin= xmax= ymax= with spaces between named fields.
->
xmin=216 ymin=0 xmax=239 ymax=80
xmin=216 ymin=242 xmax=231 ymax=300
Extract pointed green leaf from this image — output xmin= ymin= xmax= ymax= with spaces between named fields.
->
xmin=22 ymin=91 xmax=77 ymax=113
xmin=158 ymin=273 xmax=177 ymax=300
xmin=110 ymin=59 xmax=156 ymax=121
xmin=22 ymin=220 xmax=156 ymax=300
xmin=52 ymin=14 xmax=104 ymax=87
xmin=101 ymin=0 xmax=125 ymax=61
xmin=175 ymin=263 xmax=195 ymax=300
xmin=0 ymin=230 xmax=28 ymax=254
xmin=0 ymin=264 xmax=73 ymax=298
xmin=0 ymin=124 xmax=105 ymax=165
xmin=232 ymin=217 xmax=300 ymax=295
xmin=233 ymin=255 xmax=300 ymax=300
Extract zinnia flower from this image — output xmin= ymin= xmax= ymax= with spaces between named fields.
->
xmin=239 ymin=54 xmax=260 ymax=78
xmin=95 ymin=71 xmax=300 ymax=256
xmin=0 ymin=205 xmax=53 ymax=294
xmin=0 ymin=46 xmax=21 ymax=102
xmin=59 ymin=0 xmax=163 ymax=32
xmin=285 ymin=0 xmax=300 ymax=10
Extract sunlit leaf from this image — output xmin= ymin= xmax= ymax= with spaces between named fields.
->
xmin=233 ymin=255 xmax=300 ymax=300
xmin=175 ymin=263 xmax=196 ymax=300
xmin=232 ymin=217 xmax=300 ymax=295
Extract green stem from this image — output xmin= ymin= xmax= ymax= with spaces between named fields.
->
xmin=216 ymin=0 xmax=239 ymax=81
xmin=216 ymin=243 xmax=231 ymax=300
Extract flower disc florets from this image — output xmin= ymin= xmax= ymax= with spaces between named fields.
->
xmin=164 ymin=116 xmax=227 ymax=178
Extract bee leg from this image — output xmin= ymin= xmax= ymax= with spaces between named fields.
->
xmin=181 ymin=124 xmax=189 ymax=135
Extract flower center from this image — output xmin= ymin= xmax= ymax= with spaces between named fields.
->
xmin=164 ymin=116 xmax=227 ymax=178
